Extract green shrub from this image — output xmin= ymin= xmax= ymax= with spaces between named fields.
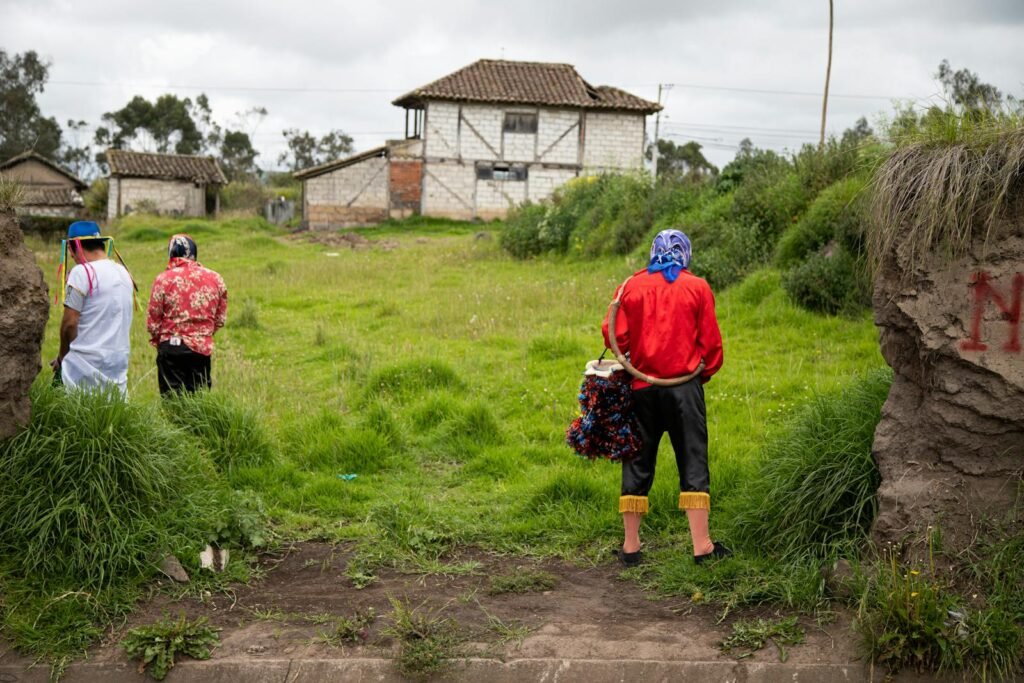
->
xmin=220 ymin=181 xmax=266 ymax=214
xmin=726 ymin=368 xmax=891 ymax=561
xmin=781 ymin=247 xmax=869 ymax=315
xmin=16 ymin=215 xmax=73 ymax=241
xmin=162 ymin=391 xmax=276 ymax=472
xmin=500 ymin=202 xmax=547 ymax=258
xmin=731 ymin=170 xmax=809 ymax=245
xmin=776 ymin=176 xmax=868 ymax=268
xmin=83 ymin=178 xmax=108 ymax=219
xmin=0 ymin=384 xmax=222 ymax=588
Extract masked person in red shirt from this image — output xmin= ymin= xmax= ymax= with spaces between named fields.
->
xmin=602 ymin=229 xmax=728 ymax=567
xmin=146 ymin=234 xmax=228 ymax=395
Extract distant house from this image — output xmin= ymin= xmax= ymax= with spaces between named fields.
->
xmin=296 ymin=59 xmax=660 ymax=229
xmin=0 ymin=151 xmax=86 ymax=218
xmin=106 ymin=150 xmax=227 ymax=220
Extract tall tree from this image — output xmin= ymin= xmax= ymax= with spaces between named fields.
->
xmin=648 ymin=139 xmax=717 ymax=178
xmin=936 ymin=60 xmax=1003 ymax=113
xmin=94 ymin=94 xmax=209 ymax=161
xmin=0 ymin=50 xmax=62 ymax=162
xmin=219 ymin=130 xmax=259 ymax=181
xmin=278 ymin=129 xmax=354 ymax=171
xmin=61 ymin=119 xmax=93 ymax=178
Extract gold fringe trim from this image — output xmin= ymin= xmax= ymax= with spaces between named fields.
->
xmin=619 ymin=495 xmax=649 ymax=515
xmin=678 ymin=492 xmax=711 ymax=510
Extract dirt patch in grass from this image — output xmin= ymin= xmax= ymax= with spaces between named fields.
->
xmin=10 ymin=543 xmax=863 ymax=671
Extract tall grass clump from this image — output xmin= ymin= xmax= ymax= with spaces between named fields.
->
xmin=0 ymin=384 xmax=221 ymax=588
xmin=0 ymin=176 xmax=24 ymax=210
xmin=870 ymin=112 xmax=1024 ymax=269
xmin=726 ymin=367 xmax=891 ymax=561
xmin=162 ymin=390 xmax=276 ymax=472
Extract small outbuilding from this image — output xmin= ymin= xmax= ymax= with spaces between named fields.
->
xmin=0 ymin=151 xmax=86 ymax=218
xmin=106 ymin=150 xmax=227 ymax=220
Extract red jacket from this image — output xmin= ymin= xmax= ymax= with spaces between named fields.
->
xmin=602 ymin=269 xmax=724 ymax=389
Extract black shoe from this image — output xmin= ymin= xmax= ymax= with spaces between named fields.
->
xmin=613 ymin=548 xmax=643 ymax=567
xmin=694 ymin=542 xmax=732 ymax=565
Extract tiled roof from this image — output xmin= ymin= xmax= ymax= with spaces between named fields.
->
xmin=293 ymin=146 xmax=388 ymax=180
xmin=21 ymin=186 xmax=84 ymax=207
xmin=392 ymin=59 xmax=661 ymax=113
xmin=0 ymin=151 xmax=87 ymax=190
xmin=107 ymin=150 xmax=227 ymax=184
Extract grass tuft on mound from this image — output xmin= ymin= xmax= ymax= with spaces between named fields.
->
xmin=0 ymin=384 xmax=222 ymax=589
xmin=364 ymin=359 xmax=464 ymax=402
xmin=162 ymin=390 xmax=276 ymax=473
xmin=726 ymin=367 xmax=891 ymax=561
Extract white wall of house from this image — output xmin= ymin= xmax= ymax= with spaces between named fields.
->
xmin=582 ymin=112 xmax=645 ymax=172
xmin=420 ymin=101 xmax=645 ymax=219
xmin=421 ymin=161 xmax=475 ymax=220
xmin=303 ymin=155 xmax=389 ymax=229
xmin=109 ymin=178 xmax=205 ymax=218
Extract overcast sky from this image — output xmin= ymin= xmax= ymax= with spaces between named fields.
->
xmin=3 ymin=0 xmax=1023 ymax=173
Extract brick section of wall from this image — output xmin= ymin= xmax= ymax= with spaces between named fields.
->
xmin=527 ymin=168 xmax=577 ymax=203
xmin=537 ymin=109 xmax=580 ymax=164
xmin=389 ymin=160 xmax=423 ymax=209
xmin=425 ymin=102 xmax=460 ymax=158
xmin=459 ymin=105 xmax=501 ymax=161
xmin=422 ymin=161 xmax=475 ymax=220
xmin=582 ymin=112 xmax=645 ymax=171
xmin=304 ymin=156 xmax=388 ymax=229
xmin=115 ymin=178 xmax=205 ymax=217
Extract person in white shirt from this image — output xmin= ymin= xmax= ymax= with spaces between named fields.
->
xmin=51 ymin=222 xmax=134 ymax=395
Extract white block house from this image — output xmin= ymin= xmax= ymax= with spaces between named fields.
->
xmin=297 ymin=59 xmax=660 ymax=228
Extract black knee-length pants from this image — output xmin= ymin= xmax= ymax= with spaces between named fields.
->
xmin=621 ymin=378 xmax=710 ymax=505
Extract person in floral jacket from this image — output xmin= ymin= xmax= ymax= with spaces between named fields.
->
xmin=146 ymin=234 xmax=228 ymax=394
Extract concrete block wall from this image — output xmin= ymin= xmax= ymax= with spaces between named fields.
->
xmin=537 ymin=110 xmax=580 ymax=164
xmin=459 ymin=105 xmax=502 ymax=161
xmin=476 ymin=178 xmax=527 ymax=219
xmin=424 ymin=102 xmax=460 ymax=158
xmin=106 ymin=178 xmax=119 ymax=221
xmin=527 ymin=168 xmax=576 ymax=203
xmin=304 ymin=156 xmax=388 ymax=229
xmin=422 ymin=162 xmax=475 ymax=220
xmin=582 ymin=112 xmax=645 ymax=171
xmin=113 ymin=178 xmax=205 ymax=217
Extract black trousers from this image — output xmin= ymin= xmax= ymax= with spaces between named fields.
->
xmin=157 ymin=342 xmax=212 ymax=395
xmin=621 ymin=378 xmax=710 ymax=498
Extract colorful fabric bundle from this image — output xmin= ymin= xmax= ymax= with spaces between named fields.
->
xmin=566 ymin=360 xmax=642 ymax=462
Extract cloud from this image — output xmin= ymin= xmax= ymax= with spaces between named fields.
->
xmin=4 ymin=0 xmax=1022 ymax=171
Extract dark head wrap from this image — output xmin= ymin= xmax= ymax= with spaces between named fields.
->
xmin=168 ymin=234 xmax=198 ymax=261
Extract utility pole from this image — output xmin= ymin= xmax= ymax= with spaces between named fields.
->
xmin=652 ymin=83 xmax=671 ymax=178
xmin=819 ymin=0 xmax=834 ymax=148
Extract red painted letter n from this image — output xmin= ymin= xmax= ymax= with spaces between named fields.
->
xmin=961 ymin=271 xmax=1023 ymax=353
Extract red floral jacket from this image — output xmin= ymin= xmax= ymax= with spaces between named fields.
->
xmin=146 ymin=258 xmax=228 ymax=356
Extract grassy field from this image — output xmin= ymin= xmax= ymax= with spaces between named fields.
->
xmin=26 ymin=214 xmax=884 ymax=602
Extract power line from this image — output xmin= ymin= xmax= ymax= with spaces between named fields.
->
xmin=627 ymin=81 xmax=927 ymax=102
xmin=49 ymin=80 xmax=405 ymax=94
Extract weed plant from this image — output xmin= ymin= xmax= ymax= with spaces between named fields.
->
xmin=720 ymin=615 xmax=805 ymax=662
xmin=122 ymin=614 xmax=219 ymax=681
xmin=383 ymin=596 xmax=462 ymax=679
xmin=487 ymin=567 xmax=558 ymax=595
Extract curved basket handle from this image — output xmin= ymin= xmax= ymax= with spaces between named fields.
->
xmin=606 ymin=276 xmax=705 ymax=387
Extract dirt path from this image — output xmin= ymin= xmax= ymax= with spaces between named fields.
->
xmin=2 ymin=543 xmax=869 ymax=681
